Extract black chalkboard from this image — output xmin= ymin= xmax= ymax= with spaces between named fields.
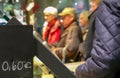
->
xmin=0 ymin=25 xmax=37 ymax=78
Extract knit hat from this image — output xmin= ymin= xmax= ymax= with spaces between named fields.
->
xmin=43 ymin=6 xmax=58 ymax=15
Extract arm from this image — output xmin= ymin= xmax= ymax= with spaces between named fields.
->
xmin=65 ymin=26 xmax=81 ymax=58
xmin=53 ymin=24 xmax=82 ymax=60
xmin=75 ymin=0 xmax=120 ymax=77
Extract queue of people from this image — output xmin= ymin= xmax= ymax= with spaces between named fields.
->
xmin=42 ymin=6 xmax=83 ymax=63
xmin=41 ymin=0 xmax=120 ymax=77
xmin=41 ymin=3 xmax=95 ymax=63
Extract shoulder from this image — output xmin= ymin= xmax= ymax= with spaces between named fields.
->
xmin=70 ymin=22 xmax=79 ymax=29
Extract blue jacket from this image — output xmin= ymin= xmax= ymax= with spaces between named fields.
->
xmin=75 ymin=0 xmax=120 ymax=78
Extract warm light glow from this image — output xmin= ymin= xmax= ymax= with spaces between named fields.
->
xmin=26 ymin=2 xmax=34 ymax=11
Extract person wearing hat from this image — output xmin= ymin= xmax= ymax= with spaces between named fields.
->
xmin=53 ymin=7 xmax=83 ymax=63
xmin=42 ymin=6 xmax=61 ymax=47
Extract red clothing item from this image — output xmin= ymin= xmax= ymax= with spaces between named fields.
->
xmin=42 ymin=18 xmax=61 ymax=45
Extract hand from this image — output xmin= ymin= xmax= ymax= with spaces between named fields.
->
xmin=53 ymin=48 xmax=63 ymax=60
xmin=51 ymin=46 xmax=56 ymax=51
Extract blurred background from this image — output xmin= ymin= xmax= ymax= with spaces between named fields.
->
xmin=0 ymin=0 xmax=90 ymax=34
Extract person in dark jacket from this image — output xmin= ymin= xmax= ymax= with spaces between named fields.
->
xmin=53 ymin=7 xmax=83 ymax=63
xmin=84 ymin=0 xmax=103 ymax=60
xmin=75 ymin=0 xmax=120 ymax=78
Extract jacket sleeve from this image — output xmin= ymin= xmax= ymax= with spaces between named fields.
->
xmin=75 ymin=0 xmax=120 ymax=78
xmin=65 ymin=26 xmax=82 ymax=57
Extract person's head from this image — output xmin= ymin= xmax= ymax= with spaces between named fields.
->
xmin=58 ymin=7 xmax=76 ymax=28
xmin=79 ymin=11 xmax=90 ymax=27
xmin=89 ymin=0 xmax=103 ymax=13
xmin=43 ymin=6 xmax=58 ymax=23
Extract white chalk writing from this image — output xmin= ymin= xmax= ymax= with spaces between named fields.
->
xmin=1 ymin=61 xmax=32 ymax=71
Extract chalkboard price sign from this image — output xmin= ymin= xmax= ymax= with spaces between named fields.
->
xmin=0 ymin=25 xmax=36 ymax=78
xmin=0 ymin=59 xmax=33 ymax=78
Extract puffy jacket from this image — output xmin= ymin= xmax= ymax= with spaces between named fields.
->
xmin=75 ymin=0 xmax=120 ymax=78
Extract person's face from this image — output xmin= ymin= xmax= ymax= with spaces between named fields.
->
xmin=89 ymin=2 xmax=98 ymax=13
xmin=61 ymin=15 xmax=73 ymax=28
xmin=79 ymin=14 xmax=87 ymax=27
xmin=44 ymin=13 xmax=56 ymax=23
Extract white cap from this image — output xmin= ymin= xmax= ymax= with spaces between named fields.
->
xmin=43 ymin=6 xmax=58 ymax=15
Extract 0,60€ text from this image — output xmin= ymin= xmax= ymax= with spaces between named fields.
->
xmin=1 ymin=61 xmax=32 ymax=71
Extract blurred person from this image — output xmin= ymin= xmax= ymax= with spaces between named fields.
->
xmin=84 ymin=0 xmax=103 ymax=60
xmin=78 ymin=11 xmax=90 ymax=61
xmin=79 ymin=11 xmax=90 ymax=41
xmin=75 ymin=0 xmax=120 ymax=78
xmin=42 ymin=6 xmax=61 ymax=47
xmin=89 ymin=0 xmax=102 ymax=13
xmin=53 ymin=7 xmax=83 ymax=63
